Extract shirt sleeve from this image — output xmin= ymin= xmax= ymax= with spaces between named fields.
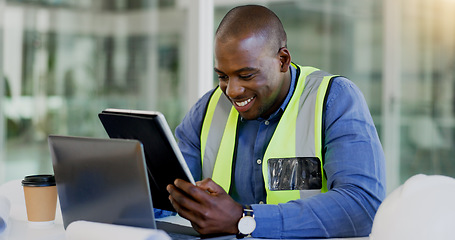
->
xmin=251 ymin=77 xmax=386 ymax=238
xmin=175 ymin=89 xmax=216 ymax=182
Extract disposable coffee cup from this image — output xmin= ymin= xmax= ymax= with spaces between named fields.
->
xmin=21 ymin=175 xmax=57 ymax=224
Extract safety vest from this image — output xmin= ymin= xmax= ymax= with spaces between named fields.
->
xmin=200 ymin=63 xmax=337 ymax=204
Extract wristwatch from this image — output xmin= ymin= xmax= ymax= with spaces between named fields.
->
xmin=237 ymin=205 xmax=256 ymax=238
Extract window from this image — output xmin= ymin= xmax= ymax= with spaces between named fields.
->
xmin=1 ymin=0 xmax=190 ymax=181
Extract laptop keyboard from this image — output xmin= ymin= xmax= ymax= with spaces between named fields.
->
xmin=167 ymin=232 xmax=199 ymax=240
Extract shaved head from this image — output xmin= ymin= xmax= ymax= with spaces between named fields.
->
xmin=214 ymin=5 xmax=292 ymax=120
xmin=215 ymin=5 xmax=287 ymax=53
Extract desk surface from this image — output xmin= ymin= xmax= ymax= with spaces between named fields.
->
xmin=0 ymin=180 xmax=369 ymax=240
xmin=0 ymin=180 xmax=65 ymax=240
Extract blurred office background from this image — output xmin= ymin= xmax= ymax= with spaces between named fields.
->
xmin=1 ymin=0 xmax=454 ymax=194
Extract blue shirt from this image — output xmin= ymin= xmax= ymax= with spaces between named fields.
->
xmin=175 ymin=65 xmax=386 ymax=238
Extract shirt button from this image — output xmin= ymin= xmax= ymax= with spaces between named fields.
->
xmin=259 ymin=201 xmax=264 ymax=204
xmin=264 ymin=120 xmax=270 ymax=125
xmin=256 ymin=159 xmax=262 ymax=165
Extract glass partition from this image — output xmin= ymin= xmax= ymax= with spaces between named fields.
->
xmin=215 ymin=0 xmax=382 ymax=125
xmin=399 ymin=0 xmax=455 ymax=182
xmin=0 ymin=0 xmax=5 ymax=181
xmin=214 ymin=0 xmax=455 ymax=192
xmin=1 ymin=0 xmax=188 ymax=182
xmin=2 ymin=0 xmax=455 ymax=191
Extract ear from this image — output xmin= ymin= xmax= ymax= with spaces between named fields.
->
xmin=278 ymin=47 xmax=291 ymax=72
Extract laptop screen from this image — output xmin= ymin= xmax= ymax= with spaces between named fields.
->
xmin=49 ymin=135 xmax=156 ymax=229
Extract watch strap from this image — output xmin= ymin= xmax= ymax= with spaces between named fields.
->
xmin=243 ymin=204 xmax=253 ymax=217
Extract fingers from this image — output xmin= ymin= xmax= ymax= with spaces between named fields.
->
xmin=167 ymin=184 xmax=200 ymax=223
xmin=167 ymin=179 xmax=222 ymax=227
xmin=195 ymin=178 xmax=227 ymax=195
xmin=174 ymin=179 xmax=219 ymax=201
xmin=167 ymin=179 xmax=242 ymax=235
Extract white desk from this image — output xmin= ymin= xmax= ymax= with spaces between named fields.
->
xmin=0 ymin=180 xmax=368 ymax=240
xmin=0 ymin=217 xmax=65 ymax=240
xmin=0 ymin=180 xmax=65 ymax=240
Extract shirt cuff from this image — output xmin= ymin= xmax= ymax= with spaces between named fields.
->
xmin=251 ymin=203 xmax=282 ymax=238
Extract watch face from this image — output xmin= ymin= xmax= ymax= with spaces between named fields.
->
xmin=238 ymin=216 xmax=256 ymax=235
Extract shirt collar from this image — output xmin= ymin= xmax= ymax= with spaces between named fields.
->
xmin=240 ymin=64 xmax=297 ymax=122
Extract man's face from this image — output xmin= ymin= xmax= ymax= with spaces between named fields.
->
xmin=214 ymin=34 xmax=289 ymax=120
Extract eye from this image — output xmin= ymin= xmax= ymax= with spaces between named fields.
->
xmin=217 ymin=75 xmax=228 ymax=81
xmin=239 ymin=74 xmax=254 ymax=80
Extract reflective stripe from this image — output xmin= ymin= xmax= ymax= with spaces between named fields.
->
xmin=211 ymin=108 xmax=238 ymax=191
xmin=315 ymin=75 xmax=335 ymax=193
xmin=201 ymin=88 xmax=223 ymax=165
xmin=201 ymin=64 xmax=335 ymax=203
xmin=263 ymin=64 xmax=322 ymax=203
xmin=299 ymin=189 xmax=321 ymax=199
xmin=296 ymin=70 xmax=329 ymax=157
xmin=201 ymin=90 xmax=233 ymax=179
xmin=296 ymin=70 xmax=334 ymax=193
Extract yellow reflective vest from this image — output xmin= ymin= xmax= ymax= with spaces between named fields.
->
xmin=200 ymin=63 xmax=337 ymax=204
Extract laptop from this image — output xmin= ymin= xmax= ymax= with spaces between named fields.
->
xmin=98 ymin=108 xmax=195 ymax=212
xmin=49 ymin=136 xmax=156 ymax=229
xmin=49 ymin=136 xmax=235 ymax=240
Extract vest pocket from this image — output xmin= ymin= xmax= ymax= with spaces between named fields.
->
xmin=268 ymin=157 xmax=322 ymax=191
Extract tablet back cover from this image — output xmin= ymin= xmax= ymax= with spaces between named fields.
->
xmin=99 ymin=112 xmax=191 ymax=211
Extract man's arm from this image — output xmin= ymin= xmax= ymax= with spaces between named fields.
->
xmin=251 ymin=77 xmax=386 ymax=238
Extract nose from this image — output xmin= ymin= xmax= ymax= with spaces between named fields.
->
xmin=225 ymin=78 xmax=244 ymax=99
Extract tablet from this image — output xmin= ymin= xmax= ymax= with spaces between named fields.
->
xmin=98 ymin=108 xmax=195 ymax=211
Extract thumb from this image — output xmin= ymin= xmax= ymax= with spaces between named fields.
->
xmin=196 ymin=178 xmax=226 ymax=195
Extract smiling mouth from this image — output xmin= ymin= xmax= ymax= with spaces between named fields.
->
xmin=234 ymin=97 xmax=254 ymax=107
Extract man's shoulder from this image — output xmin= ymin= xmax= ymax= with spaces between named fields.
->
xmin=175 ymin=87 xmax=218 ymax=141
xmin=191 ymin=87 xmax=218 ymax=108
xmin=328 ymin=76 xmax=365 ymax=101
xmin=330 ymin=76 xmax=356 ymax=89
xmin=293 ymin=64 xmax=353 ymax=84
xmin=325 ymin=76 xmax=367 ymax=111
xmin=183 ymin=87 xmax=218 ymax=122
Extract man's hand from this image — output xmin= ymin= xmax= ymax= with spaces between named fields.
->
xmin=166 ymin=178 xmax=243 ymax=235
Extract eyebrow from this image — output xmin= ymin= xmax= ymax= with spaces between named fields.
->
xmin=214 ymin=67 xmax=259 ymax=74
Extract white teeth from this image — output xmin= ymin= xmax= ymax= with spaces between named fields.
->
xmin=235 ymin=97 xmax=253 ymax=107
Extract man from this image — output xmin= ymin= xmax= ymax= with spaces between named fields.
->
xmin=167 ymin=5 xmax=386 ymax=239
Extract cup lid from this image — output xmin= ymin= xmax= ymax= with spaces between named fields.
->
xmin=22 ymin=175 xmax=56 ymax=187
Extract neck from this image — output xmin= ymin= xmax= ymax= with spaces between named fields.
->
xmin=260 ymin=69 xmax=292 ymax=119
